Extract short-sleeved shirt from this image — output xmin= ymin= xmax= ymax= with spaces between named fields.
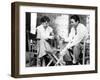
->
xmin=37 ymin=24 xmax=53 ymax=39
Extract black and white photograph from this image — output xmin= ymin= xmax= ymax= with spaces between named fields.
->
xmin=25 ymin=13 xmax=90 ymax=67
xmin=11 ymin=2 xmax=97 ymax=78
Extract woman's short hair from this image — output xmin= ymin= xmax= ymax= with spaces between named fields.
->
xmin=70 ymin=15 xmax=80 ymax=23
xmin=40 ymin=16 xmax=50 ymax=23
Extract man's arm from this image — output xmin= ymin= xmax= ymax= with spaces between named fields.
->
xmin=67 ymin=25 xmax=87 ymax=48
xmin=65 ymin=27 xmax=75 ymax=42
xmin=60 ymin=25 xmax=87 ymax=55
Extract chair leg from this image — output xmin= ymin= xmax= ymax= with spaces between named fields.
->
xmin=83 ymin=42 xmax=86 ymax=65
xmin=55 ymin=56 xmax=64 ymax=66
xmin=37 ymin=58 xmax=40 ymax=67
xmin=47 ymin=59 xmax=53 ymax=66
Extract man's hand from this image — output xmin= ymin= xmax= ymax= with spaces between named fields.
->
xmin=49 ymin=36 xmax=54 ymax=39
xmin=60 ymin=47 xmax=67 ymax=56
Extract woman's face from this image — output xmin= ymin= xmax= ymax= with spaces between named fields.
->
xmin=42 ymin=21 xmax=49 ymax=28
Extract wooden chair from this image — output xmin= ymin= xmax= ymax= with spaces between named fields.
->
xmin=80 ymin=35 xmax=90 ymax=65
xmin=82 ymin=39 xmax=90 ymax=65
xmin=27 ymin=30 xmax=41 ymax=66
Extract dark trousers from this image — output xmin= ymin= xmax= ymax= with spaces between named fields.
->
xmin=63 ymin=43 xmax=80 ymax=64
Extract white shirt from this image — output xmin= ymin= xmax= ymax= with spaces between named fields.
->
xmin=65 ymin=23 xmax=88 ymax=48
xmin=37 ymin=24 xmax=53 ymax=39
xmin=36 ymin=24 xmax=53 ymax=58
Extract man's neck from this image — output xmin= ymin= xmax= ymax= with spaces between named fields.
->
xmin=75 ymin=23 xmax=79 ymax=29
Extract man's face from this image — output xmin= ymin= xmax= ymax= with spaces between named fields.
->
xmin=42 ymin=21 xmax=49 ymax=28
xmin=70 ymin=19 xmax=78 ymax=27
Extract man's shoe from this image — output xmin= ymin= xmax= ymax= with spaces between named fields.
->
xmin=73 ymin=62 xmax=78 ymax=65
xmin=65 ymin=61 xmax=73 ymax=65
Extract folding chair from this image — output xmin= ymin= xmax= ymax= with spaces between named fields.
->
xmin=46 ymin=39 xmax=66 ymax=66
xmin=46 ymin=48 xmax=65 ymax=66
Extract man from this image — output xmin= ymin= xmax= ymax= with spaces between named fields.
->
xmin=36 ymin=16 xmax=54 ymax=66
xmin=60 ymin=15 xmax=88 ymax=65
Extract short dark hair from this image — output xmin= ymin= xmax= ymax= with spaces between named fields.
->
xmin=40 ymin=16 xmax=50 ymax=23
xmin=70 ymin=15 xmax=80 ymax=23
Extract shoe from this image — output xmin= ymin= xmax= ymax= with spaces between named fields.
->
xmin=65 ymin=61 xmax=73 ymax=65
xmin=73 ymin=62 xmax=78 ymax=65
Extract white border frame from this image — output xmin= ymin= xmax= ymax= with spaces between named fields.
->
xmin=19 ymin=5 xmax=96 ymax=75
